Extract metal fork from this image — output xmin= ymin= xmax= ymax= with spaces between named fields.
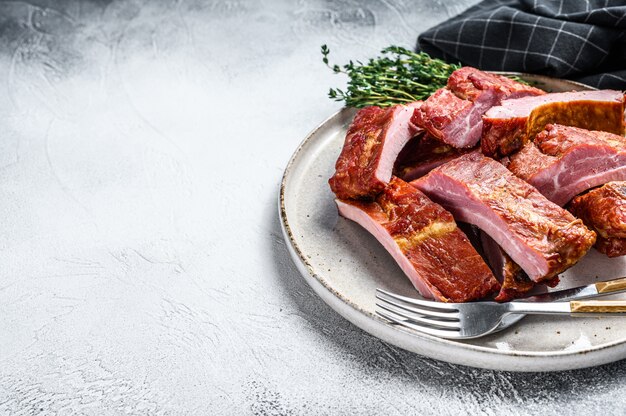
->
xmin=376 ymin=289 xmax=626 ymax=339
xmin=492 ymin=276 xmax=626 ymax=334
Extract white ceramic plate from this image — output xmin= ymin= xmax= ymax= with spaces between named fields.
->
xmin=279 ymin=74 xmax=626 ymax=372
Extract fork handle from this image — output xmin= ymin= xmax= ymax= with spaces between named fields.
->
xmin=570 ymin=300 xmax=626 ymax=313
xmin=595 ymin=277 xmax=626 ymax=294
xmin=508 ymin=300 xmax=626 ymax=315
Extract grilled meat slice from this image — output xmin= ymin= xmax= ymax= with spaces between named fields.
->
xmin=412 ymin=67 xmax=544 ymax=149
xmin=336 ymin=177 xmax=500 ymax=302
xmin=569 ymin=182 xmax=626 ymax=258
xmin=507 ymin=124 xmax=626 ymax=206
xmin=329 ymin=103 xmax=422 ymax=200
xmin=412 ymin=152 xmax=596 ymax=282
xmin=482 ymin=90 xmax=625 ymax=157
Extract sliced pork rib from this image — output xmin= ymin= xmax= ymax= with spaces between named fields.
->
xmin=482 ymin=90 xmax=625 ymax=157
xmin=329 ymin=102 xmax=422 ymax=200
xmin=412 ymin=67 xmax=544 ymax=149
xmin=479 ymin=232 xmax=535 ymax=302
xmin=393 ymin=133 xmax=474 ymax=181
xmin=447 ymin=67 xmax=544 ymax=101
xmin=411 ymin=153 xmax=596 ymax=282
xmin=479 ymin=232 xmax=559 ymax=301
xmin=507 ymin=124 xmax=626 ymax=206
xmin=455 ymin=223 xmax=537 ymax=301
xmin=569 ymin=182 xmax=626 ymax=257
xmin=411 ymin=88 xmax=480 ymax=148
xmin=336 ymin=177 xmax=500 ymax=302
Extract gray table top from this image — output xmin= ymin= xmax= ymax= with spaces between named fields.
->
xmin=0 ymin=1 xmax=625 ymax=414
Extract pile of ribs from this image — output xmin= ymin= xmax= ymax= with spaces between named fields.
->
xmin=329 ymin=67 xmax=626 ymax=302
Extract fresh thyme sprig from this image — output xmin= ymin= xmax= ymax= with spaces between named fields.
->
xmin=321 ymin=44 xmax=460 ymax=108
xmin=321 ymin=45 xmax=531 ymax=108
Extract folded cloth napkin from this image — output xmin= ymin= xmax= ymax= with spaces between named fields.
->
xmin=418 ymin=0 xmax=626 ymax=89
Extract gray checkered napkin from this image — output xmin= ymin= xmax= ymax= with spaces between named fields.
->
xmin=418 ymin=0 xmax=626 ymax=89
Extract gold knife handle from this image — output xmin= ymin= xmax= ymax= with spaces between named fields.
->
xmin=570 ymin=300 xmax=626 ymax=313
xmin=595 ymin=277 xmax=626 ymax=294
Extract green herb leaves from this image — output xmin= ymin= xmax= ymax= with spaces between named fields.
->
xmin=322 ymin=45 xmax=460 ymax=108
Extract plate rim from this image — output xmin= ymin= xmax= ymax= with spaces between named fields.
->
xmin=278 ymin=73 xmax=626 ymax=371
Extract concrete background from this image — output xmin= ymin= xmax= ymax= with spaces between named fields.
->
xmin=0 ymin=0 xmax=624 ymax=414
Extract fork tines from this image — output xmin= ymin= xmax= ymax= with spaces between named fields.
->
xmin=375 ymin=289 xmax=464 ymax=338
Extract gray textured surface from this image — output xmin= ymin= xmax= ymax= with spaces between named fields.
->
xmin=0 ymin=0 xmax=624 ymax=414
